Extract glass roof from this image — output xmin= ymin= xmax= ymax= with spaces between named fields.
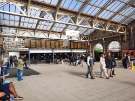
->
xmin=61 ymin=0 xmax=85 ymax=11
xmin=0 ymin=0 xmax=135 ymax=37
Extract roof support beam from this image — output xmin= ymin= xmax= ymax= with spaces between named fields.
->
xmin=95 ymin=0 xmax=115 ymax=17
xmin=61 ymin=24 xmax=68 ymax=34
xmin=76 ymin=0 xmax=90 ymax=24
xmin=49 ymin=0 xmax=63 ymax=34
xmin=0 ymin=10 xmax=126 ymax=34
xmin=117 ymin=0 xmax=135 ymax=8
xmin=34 ymin=11 xmax=47 ymax=33
xmin=26 ymin=0 xmax=31 ymax=15
xmin=108 ymin=0 xmax=133 ymax=20
xmin=82 ymin=28 xmax=90 ymax=35
xmin=49 ymin=22 xmax=56 ymax=33
xmin=18 ymin=16 xmax=22 ymax=27
xmin=120 ymin=10 xmax=135 ymax=24
xmin=0 ymin=24 xmax=61 ymax=34
xmin=54 ymin=0 xmax=63 ymax=21
xmin=8 ymin=0 xmax=126 ymax=25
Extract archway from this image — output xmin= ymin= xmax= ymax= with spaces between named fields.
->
xmin=94 ymin=43 xmax=103 ymax=61
xmin=108 ymin=41 xmax=121 ymax=59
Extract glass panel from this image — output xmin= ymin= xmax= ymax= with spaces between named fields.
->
xmin=20 ymin=17 xmax=38 ymax=28
xmin=0 ymin=13 xmax=4 ymax=20
xmin=61 ymin=0 xmax=84 ymax=11
xmin=88 ymin=6 xmax=100 ymax=16
xmin=98 ymin=10 xmax=114 ymax=19
xmin=58 ymin=16 xmax=70 ymax=23
xmin=83 ymin=29 xmax=95 ymax=35
xmin=3 ymin=3 xmax=9 ymax=11
xmin=52 ymin=23 xmax=66 ymax=32
xmin=120 ymin=7 xmax=135 ymax=16
xmin=77 ymin=27 xmax=87 ymax=34
xmin=37 ymin=21 xmax=53 ymax=30
xmin=67 ymin=25 xmax=77 ymax=30
xmin=44 ymin=13 xmax=54 ymax=20
xmin=0 ymin=2 xmax=7 ymax=10
xmin=122 ymin=18 xmax=134 ymax=24
xmin=112 ymin=15 xmax=125 ymax=22
xmin=29 ymin=8 xmax=41 ymax=17
xmin=90 ymin=0 xmax=108 ymax=7
xmin=9 ymin=4 xmax=15 ymax=12
xmin=119 ymin=0 xmax=131 ymax=3
xmin=82 ymin=4 xmax=90 ymax=13
xmin=106 ymin=1 xmax=125 ymax=12
xmin=50 ymin=0 xmax=59 ymax=5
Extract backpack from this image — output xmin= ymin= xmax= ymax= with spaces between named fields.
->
xmin=84 ymin=57 xmax=87 ymax=62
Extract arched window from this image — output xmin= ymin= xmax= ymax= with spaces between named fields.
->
xmin=108 ymin=41 xmax=121 ymax=52
xmin=94 ymin=43 xmax=103 ymax=53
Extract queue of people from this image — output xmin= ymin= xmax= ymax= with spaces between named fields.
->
xmin=86 ymin=52 xmax=116 ymax=79
xmin=0 ymin=55 xmax=26 ymax=81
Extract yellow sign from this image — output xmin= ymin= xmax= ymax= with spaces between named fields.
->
xmin=131 ymin=61 xmax=135 ymax=71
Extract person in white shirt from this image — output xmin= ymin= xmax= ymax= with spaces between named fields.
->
xmin=100 ymin=54 xmax=109 ymax=79
xmin=86 ymin=53 xmax=95 ymax=79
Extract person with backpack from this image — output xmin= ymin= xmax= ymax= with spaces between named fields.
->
xmin=86 ymin=53 xmax=95 ymax=79
xmin=16 ymin=56 xmax=24 ymax=81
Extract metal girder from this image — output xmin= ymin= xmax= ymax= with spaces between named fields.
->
xmin=34 ymin=11 xmax=47 ymax=31
xmin=95 ymin=0 xmax=115 ymax=17
xmin=82 ymin=28 xmax=91 ymax=35
xmin=0 ymin=10 xmax=126 ymax=34
xmin=49 ymin=22 xmax=56 ymax=35
xmin=18 ymin=16 xmax=22 ymax=27
xmin=89 ymin=33 xmax=125 ymax=42
xmin=120 ymin=10 xmax=135 ymax=24
xmin=8 ymin=0 xmax=126 ymax=26
xmin=76 ymin=0 xmax=90 ymax=24
xmin=108 ymin=0 xmax=133 ymax=20
xmin=0 ymin=2 xmax=8 ymax=8
xmin=26 ymin=0 xmax=31 ymax=15
xmin=54 ymin=0 xmax=63 ymax=21
xmin=117 ymin=0 xmax=135 ymax=8
xmin=61 ymin=24 xmax=68 ymax=34
xmin=48 ymin=0 xmax=63 ymax=35
xmin=49 ymin=0 xmax=63 ymax=35
xmin=0 ymin=24 xmax=61 ymax=34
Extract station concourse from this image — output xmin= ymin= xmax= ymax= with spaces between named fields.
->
xmin=0 ymin=0 xmax=135 ymax=101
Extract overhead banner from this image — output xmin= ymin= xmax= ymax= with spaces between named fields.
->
xmin=65 ymin=29 xmax=80 ymax=39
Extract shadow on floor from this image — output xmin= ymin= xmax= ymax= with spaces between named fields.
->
xmin=66 ymin=71 xmax=86 ymax=78
xmin=67 ymin=71 xmax=103 ymax=78
xmin=7 ymin=68 xmax=40 ymax=78
xmin=114 ymin=80 xmax=135 ymax=87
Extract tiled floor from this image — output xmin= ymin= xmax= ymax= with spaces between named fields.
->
xmin=8 ymin=62 xmax=135 ymax=101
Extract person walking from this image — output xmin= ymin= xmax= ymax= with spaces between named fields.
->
xmin=86 ymin=53 xmax=95 ymax=79
xmin=9 ymin=56 xmax=13 ymax=68
xmin=112 ymin=54 xmax=117 ymax=75
xmin=100 ymin=54 xmax=109 ymax=79
xmin=16 ymin=56 xmax=24 ymax=81
xmin=105 ymin=53 xmax=113 ymax=77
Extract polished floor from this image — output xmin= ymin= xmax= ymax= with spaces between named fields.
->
xmin=8 ymin=62 xmax=135 ymax=101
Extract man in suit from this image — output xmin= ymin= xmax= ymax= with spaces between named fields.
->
xmin=86 ymin=53 xmax=95 ymax=79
